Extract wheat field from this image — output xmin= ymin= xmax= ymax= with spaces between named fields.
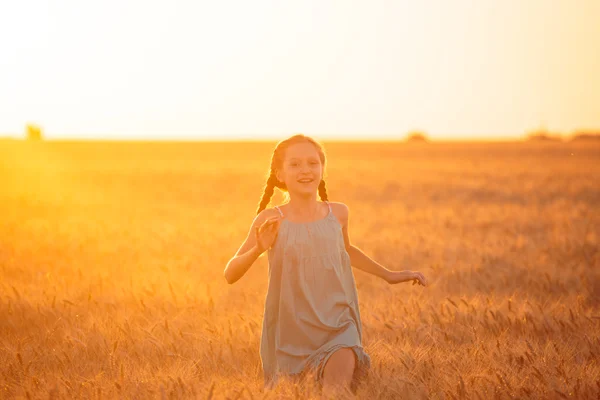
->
xmin=1 ymin=139 xmax=599 ymax=399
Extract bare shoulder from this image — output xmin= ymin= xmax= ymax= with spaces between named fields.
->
xmin=327 ymin=201 xmax=349 ymax=227
xmin=255 ymin=207 xmax=281 ymax=225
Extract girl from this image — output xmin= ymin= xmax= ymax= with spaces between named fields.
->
xmin=223 ymin=134 xmax=427 ymax=396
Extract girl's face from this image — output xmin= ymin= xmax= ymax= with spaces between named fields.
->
xmin=276 ymin=142 xmax=323 ymax=195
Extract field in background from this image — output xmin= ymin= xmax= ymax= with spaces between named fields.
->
xmin=1 ymin=140 xmax=599 ymax=399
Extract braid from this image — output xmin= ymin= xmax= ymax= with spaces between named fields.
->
xmin=318 ymin=179 xmax=329 ymax=201
xmin=256 ymin=174 xmax=277 ymax=215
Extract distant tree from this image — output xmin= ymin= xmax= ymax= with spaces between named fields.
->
xmin=26 ymin=124 xmax=43 ymax=141
xmin=570 ymin=131 xmax=600 ymax=142
xmin=525 ymin=129 xmax=562 ymax=142
xmin=406 ymin=131 xmax=429 ymax=143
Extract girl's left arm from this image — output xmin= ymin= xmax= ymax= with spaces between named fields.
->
xmin=346 ymin=245 xmax=393 ymax=282
xmin=339 ymin=203 xmax=426 ymax=285
xmin=338 ymin=202 xmax=391 ymax=281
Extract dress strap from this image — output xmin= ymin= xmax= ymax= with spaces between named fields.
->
xmin=324 ymin=200 xmax=332 ymax=212
xmin=273 ymin=206 xmax=284 ymax=217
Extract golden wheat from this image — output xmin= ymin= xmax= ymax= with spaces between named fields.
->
xmin=0 ymin=140 xmax=598 ymax=399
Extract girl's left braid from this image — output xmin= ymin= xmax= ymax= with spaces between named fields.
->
xmin=318 ymin=179 xmax=329 ymax=201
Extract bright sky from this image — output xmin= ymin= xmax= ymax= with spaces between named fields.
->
xmin=1 ymin=0 xmax=599 ymax=141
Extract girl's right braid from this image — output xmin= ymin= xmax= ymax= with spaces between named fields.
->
xmin=256 ymin=173 xmax=277 ymax=215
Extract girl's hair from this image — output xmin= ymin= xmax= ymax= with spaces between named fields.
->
xmin=256 ymin=134 xmax=329 ymax=215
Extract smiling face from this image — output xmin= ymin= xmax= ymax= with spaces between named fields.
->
xmin=276 ymin=141 xmax=323 ymax=196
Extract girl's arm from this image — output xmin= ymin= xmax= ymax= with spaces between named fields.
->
xmin=224 ymin=210 xmax=270 ymax=284
xmin=347 ymin=246 xmax=421 ymax=284
xmin=224 ymin=244 xmax=263 ymax=285
xmin=336 ymin=202 xmax=391 ymax=281
xmin=346 ymin=245 xmax=394 ymax=282
xmin=339 ymin=202 xmax=423 ymax=285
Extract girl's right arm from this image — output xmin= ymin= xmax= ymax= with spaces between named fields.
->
xmin=223 ymin=211 xmax=280 ymax=284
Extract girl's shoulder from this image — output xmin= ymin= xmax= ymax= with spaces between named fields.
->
xmin=250 ymin=208 xmax=282 ymax=230
xmin=259 ymin=207 xmax=283 ymax=221
xmin=327 ymin=201 xmax=349 ymax=226
xmin=326 ymin=201 xmax=347 ymax=211
xmin=326 ymin=200 xmax=348 ymax=214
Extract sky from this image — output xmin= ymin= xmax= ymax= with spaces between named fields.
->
xmin=1 ymin=0 xmax=599 ymax=141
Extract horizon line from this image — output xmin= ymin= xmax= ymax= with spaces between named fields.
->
xmin=0 ymin=134 xmax=571 ymax=141
xmin=1 ymin=131 xmax=598 ymax=143
xmin=0 ymin=135 xmax=524 ymax=142
xmin=0 ymin=137 xmax=589 ymax=145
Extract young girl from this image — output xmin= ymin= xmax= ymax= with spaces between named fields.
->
xmin=223 ymin=134 xmax=427 ymax=395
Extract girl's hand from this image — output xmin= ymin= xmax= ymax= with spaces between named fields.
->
xmin=410 ymin=271 xmax=427 ymax=286
xmin=255 ymin=216 xmax=282 ymax=254
xmin=387 ymin=270 xmax=428 ymax=286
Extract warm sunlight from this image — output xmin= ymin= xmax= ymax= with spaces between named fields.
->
xmin=2 ymin=3 xmax=599 ymax=396
xmin=2 ymin=137 xmax=599 ymax=397
xmin=1 ymin=0 xmax=599 ymax=140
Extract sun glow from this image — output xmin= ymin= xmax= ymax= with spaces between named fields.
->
xmin=1 ymin=1 xmax=599 ymax=140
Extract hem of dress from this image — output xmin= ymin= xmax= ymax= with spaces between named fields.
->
xmin=314 ymin=344 xmax=371 ymax=384
xmin=265 ymin=344 xmax=371 ymax=391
